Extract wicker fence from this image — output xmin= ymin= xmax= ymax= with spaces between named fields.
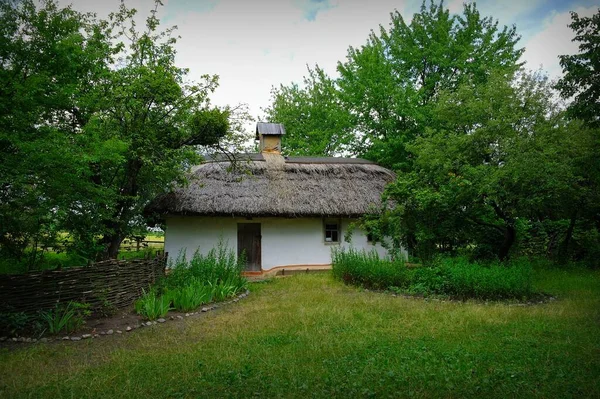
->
xmin=0 ymin=254 xmax=167 ymax=314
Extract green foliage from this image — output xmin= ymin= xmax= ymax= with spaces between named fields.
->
xmin=338 ymin=1 xmax=522 ymax=170
xmin=265 ymin=66 xmax=354 ymax=156
xmin=383 ymin=69 xmax=599 ymax=262
xmin=266 ymin=1 xmax=522 ymax=168
xmin=38 ymin=302 xmax=91 ymax=335
xmin=410 ymin=258 xmax=533 ymax=300
xmin=0 ymin=0 xmax=252 ymax=267
xmin=556 ymin=9 xmax=600 ymax=127
xmin=332 ymin=248 xmax=534 ymax=300
xmin=209 ymin=278 xmax=244 ymax=302
xmin=162 ymin=242 xmax=246 ymax=293
xmin=134 ymin=289 xmax=171 ymax=321
xmin=0 ymin=311 xmax=32 ymax=336
xmin=166 ymin=280 xmax=213 ymax=312
xmin=331 ymin=247 xmax=410 ymax=290
xmin=136 ymin=243 xmax=247 ymax=316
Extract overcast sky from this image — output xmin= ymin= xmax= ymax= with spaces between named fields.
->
xmin=64 ymin=0 xmax=598 ymax=128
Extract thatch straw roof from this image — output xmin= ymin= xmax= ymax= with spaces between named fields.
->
xmin=147 ymin=154 xmax=395 ymax=218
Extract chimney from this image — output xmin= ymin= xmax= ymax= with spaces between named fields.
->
xmin=256 ymin=122 xmax=285 ymax=154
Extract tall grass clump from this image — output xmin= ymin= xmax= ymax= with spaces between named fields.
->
xmin=410 ymin=257 xmax=533 ymax=300
xmin=332 ymin=248 xmax=535 ymax=300
xmin=166 ymin=279 xmax=213 ymax=312
xmin=331 ymin=247 xmax=410 ymax=290
xmin=163 ymin=242 xmax=246 ymax=293
xmin=39 ymin=302 xmax=91 ymax=334
xmin=134 ymin=288 xmax=171 ymax=320
xmin=134 ymin=242 xmax=248 ymax=318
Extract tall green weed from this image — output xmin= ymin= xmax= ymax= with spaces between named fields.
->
xmin=411 ymin=257 xmax=533 ymax=300
xmin=134 ymin=288 xmax=171 ymax=320
xmin=134 ymin=243 xmax=248 ymax=318
xmin=166 ymin=280 xmax=213 ymax=312
xmin=162 ymin=242 xmax=246 ymax=292
xmin=39 ymin=302 xmax=91 ymax=334
xmin=332 ymin=248 xmax=535 ymax=300
xmin=331 ymin=247 xmax=409 ymax=290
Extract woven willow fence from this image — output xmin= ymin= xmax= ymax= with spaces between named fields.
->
xmin=0 ymin=254 xmax=167 ymax=314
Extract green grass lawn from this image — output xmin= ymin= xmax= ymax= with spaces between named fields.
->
xmin=1 ymin=268 xmax=599 ymax=398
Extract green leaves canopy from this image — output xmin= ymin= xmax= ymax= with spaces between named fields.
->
xmin=0 ymin=0 xmax=244 ymax=265
xmin=266 ymin=1 xmax=600 ymax=263
xmin=556 ymin=9 xmax=600 ymax=127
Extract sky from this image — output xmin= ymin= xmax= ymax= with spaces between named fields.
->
xmin=63 ymin=0 xmax=599 ymax=129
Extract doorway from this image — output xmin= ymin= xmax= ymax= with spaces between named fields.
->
xmin=237 ymin=223 xmax=261 ymax=271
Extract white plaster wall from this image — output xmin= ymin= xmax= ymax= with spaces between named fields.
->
xmin=164 ymin=216 xmax=392 ymax=270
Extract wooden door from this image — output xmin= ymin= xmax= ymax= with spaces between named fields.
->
xmin=237 ymin=223 xmax=261 ymax=271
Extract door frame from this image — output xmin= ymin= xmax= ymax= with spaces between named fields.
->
xmin=237 ymin=223 xmax=262 ymax=272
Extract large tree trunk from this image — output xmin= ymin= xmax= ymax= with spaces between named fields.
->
xmin=98 ymin=159 xmax=143 ymax=260
xmin=558 ymin=210 xmax=578 ymax=263
xmin=102 ymin=234 xmax=123 ymax=260
xmin=498 ymin=224 xmax=516 ymax=261
xmin=491 ymin=201 xmax=516 ymax=261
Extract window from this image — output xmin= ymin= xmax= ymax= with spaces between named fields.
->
xmin=367 ymin=233 xmax=374 ymax=243
xmin=324 ymin=220 xmax=340 ymax=243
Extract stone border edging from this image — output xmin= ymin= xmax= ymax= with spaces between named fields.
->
xmin=0 ymin=289 xmax=250 ymax=345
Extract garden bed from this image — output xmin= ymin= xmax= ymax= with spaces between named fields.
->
xmin=0 ymin=289 xmax=250 ymax=345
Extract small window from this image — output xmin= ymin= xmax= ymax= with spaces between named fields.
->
xmin=324 ymin=220 xmax=340 ymax=243
xmin=367 ymin=233 xmax=374 ymax=243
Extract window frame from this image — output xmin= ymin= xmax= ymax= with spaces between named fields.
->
xmin=323 ymin=218 xmax=341 ymax=244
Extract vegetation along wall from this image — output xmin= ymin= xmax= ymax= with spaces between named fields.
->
xmin=0 ymin=255 xmax=167 ymax=314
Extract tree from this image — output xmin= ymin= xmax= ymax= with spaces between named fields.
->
xmin=554 ymin=9 xmax=600 ymax=264
xmin=337 ymin=1 xmax=523 ymax=170
xmin=265 ymin=66 xmax=354 ymax=156
xmin=0 ymin=0 xmax=246 ymax=265
xmin=83 ymin=2 xmax=235 ymax=259
xmin=0 ymin=0 xmax=116 ymax=266
xmin=555 ymin=9 xmax=600 ymax=127
xmin=383 ymin=69 xmax=595 ymax=261
xmin=266 ymin=1 xmax=523 ymax=168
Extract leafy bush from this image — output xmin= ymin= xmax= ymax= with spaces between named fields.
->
xmin=0 ymin=311 xmax=32 ymax=336
xmin=331 ymin=247 xmax=410 ymax=290
xmin=134 ymin=289 xmax=171 ymax=320
xmin=39 ymin=302 xmax=91 ymax=335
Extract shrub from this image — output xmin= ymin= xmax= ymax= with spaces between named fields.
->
xmin=39 ymin=302 xmax=91 ymax=335
xmin=331 ymin=247 xmax=410 ymax=290
xmin=134 ymin=289 xmax=171 ymax=320
xmin=0 ymin=311 xmax=32 ymax=336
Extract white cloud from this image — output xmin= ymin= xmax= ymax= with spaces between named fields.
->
xmin=58 ymin=0 xmax=592 ymax=131
xmin=521 ymin=6 xmax=597 ymax=79
xmin=167 ymin=0 xmax=405 ymax=121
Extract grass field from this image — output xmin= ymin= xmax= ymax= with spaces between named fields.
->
xmin=0 ymin=268 xmax=598 ymax=398
xmin=0 ymin=235 xmax=165 ymax=274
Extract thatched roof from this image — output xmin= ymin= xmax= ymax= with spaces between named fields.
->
xmin=147 ymin=154 xmax=395 ymax=218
